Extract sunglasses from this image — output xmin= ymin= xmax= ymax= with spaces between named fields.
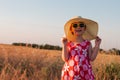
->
xmin=72 ymin=23 xmax=86 ymax=28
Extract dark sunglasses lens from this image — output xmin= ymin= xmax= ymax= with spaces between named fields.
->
xmin=73 ymin=24 xmax=78 ymax=28
xmin=80 ymin=23 xmax=85 ymax=27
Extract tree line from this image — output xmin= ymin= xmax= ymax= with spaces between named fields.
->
xmin=12 ymin=43 xmax=62 ymax=50
xmin=12 ymin=42 xmax=120 ymax=56
xmin=99 ymin=48 xmax=120 ymax=56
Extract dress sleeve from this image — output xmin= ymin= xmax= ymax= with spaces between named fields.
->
xmin=86 ymin=40 xmax=91 ymax=53
xmin=66 ymin=41 xmax=72 ymax=60
xmin=67 ymin=41 xmax=73 ymax=51
xmin=86 ymin=40 xmax=91 ymax=46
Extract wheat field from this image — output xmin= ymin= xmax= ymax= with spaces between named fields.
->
xmin=0 ymin=44 xmax=120 ymax=80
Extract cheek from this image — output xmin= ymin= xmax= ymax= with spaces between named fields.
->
xmin=82 ymin=27 xmax=86 ymax=31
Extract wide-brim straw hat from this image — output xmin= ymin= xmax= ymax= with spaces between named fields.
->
xmin=64 ymin=16 xmax=98 ymax=41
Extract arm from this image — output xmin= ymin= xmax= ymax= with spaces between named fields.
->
xmin=88 ymin=36 xmax=102 ymax=61
xmin=61 ymin=37 xmax=69 ymax=62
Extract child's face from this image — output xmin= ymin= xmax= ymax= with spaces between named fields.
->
xmin=71 ymin=22 xmax=86 ymax=36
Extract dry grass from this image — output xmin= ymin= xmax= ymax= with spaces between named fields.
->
xmin=0 ymin=44 xmax=120 ymax=80
xmin=91 ymin=53 xmax=120 ymax=80
xmin=0 ymin=44 xmax=62 ymax=80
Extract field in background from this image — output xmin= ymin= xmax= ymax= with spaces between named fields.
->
xmin=0 ymin=44 xmax=120 ymax=80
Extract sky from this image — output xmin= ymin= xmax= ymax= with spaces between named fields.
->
xmin=0 ymin=0 xmax=120 ymax=50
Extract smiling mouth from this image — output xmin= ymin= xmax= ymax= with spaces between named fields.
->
xmin=75 ymin=30 xmax=82 ymax=32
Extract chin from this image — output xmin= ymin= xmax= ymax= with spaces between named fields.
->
xmin=74 ymin=32 xmax=83 ymax=36
xmin=75 ymin=33 xmax=82 ymax=36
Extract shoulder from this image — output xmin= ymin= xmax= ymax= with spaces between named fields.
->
xmin=67 ymin=41 xmax=74 ymax=47
xmin=85 ymin=40 xmax=92 ymax=51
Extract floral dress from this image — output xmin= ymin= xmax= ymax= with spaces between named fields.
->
xmin=61 ymin=40 xmax=95 ymax=80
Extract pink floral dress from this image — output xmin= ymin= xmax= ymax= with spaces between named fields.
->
xmin=61 ymin=40 xmax=95 ymax=80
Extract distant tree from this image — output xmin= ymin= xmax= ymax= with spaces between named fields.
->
xmin=12 ymin=43 xmax=20 ymax=46
xmin=27 ymin=43 xmax=32 ymax=47
xmin=108 ymin=48 xmax=120 ymax=55
xmin=44 ymin=44 xmax=51 ymax=49
xmin=54 ymin=46 xmax=62 ymax=50
xmin=39 ymin=45 xmax=44 ymax=49
xmin=32 ymin=44 xmax=39 ymax=48
xmin=118 ymin=50 xmax=120 ymax=55
xmin=20 ymin=43 xmax=26 ymax=46
xmin=99 ymin=48 xmax=103 ymax=52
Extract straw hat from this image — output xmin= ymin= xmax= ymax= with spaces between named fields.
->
xmin=64 ymin=16 xmax=98 ymax=41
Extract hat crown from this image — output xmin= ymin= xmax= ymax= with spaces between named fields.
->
xmin=71 ymin=16 xmax=82 ymax=19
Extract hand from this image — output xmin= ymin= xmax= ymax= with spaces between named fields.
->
xmin=61 ymin=37 xmax=68 ymax=46
xmin=95 ymin=36 xmax=102 ymax=47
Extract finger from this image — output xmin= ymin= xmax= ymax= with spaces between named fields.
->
xmin=96 ymin=36 xmax=101 ymax=40
xmin=61 ymin=37 xmax=67 ymax=42
xmin=96 ymin=36 xmax=99 ymax=39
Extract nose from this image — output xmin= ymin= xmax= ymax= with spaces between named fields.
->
xmin=76 ymin=26 xmax=81 ymax=29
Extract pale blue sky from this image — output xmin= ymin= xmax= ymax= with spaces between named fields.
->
xmin=0 ymin=0 xmax=120 ymax=50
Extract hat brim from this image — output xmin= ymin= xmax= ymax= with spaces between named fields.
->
xmin=64 ymin=17 xmax=98 ymax=41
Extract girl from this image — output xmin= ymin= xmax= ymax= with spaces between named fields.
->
xmin=61 ymin=16 xmax=101 ymax=80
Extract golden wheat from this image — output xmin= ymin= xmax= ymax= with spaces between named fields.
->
xmin=0 ymin=44 xmax=120 ymax=80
